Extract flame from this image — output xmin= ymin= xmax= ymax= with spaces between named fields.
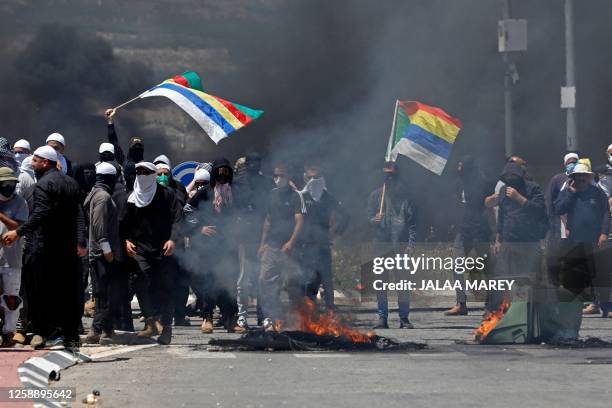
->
xmin=474 ymin=300 xmax=511 ymax=343
xmin=275 ymin=298 xmax=375 ymax=343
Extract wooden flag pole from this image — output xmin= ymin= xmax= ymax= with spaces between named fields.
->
xmin=378 ymin=182 xmax=386 ymax=216
xmin=113 ymin=94 xmax=142 ymax=111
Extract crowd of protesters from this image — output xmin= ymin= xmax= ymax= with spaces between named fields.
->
xmin=0 ymin=108 xmax=610 ymax=348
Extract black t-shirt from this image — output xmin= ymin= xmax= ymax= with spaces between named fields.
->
xmin=265 ymin=187 xmax=302 ymax=248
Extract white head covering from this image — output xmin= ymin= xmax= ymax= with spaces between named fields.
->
xmin=20 ymin=155 xmax=35 ymax=179
xmin=153 ymin=154 xmax=171 ymax=167
xmin=96 ymin=162 xmax=117 ymax=175
xmin=156 ymin=163 xmax=170 ymax=171
xmin=14 ymin=139 xmax=31 ymax=150
xmin=194 ymin=168 xmax=210 ymax=182
xmin=571 ymin=163 xmax=594 ymax=175
xmin=128 ymin=162 xmax=158 ymax=208
xmin=300 ymin=177 xmax=326 ymax=202
xmin=46 ymin=132 xmax=65 ymax=146
xmin=607 ymin=143 xmax=612 ymax=152
xmin=99 ymin=142 xmax=115 ymax=154
xmin=563 ymin=153 xmax=579 ymax=164
xmin=33 ymin=145 xmax=59 ymax=162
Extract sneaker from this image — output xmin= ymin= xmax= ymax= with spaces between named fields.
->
xmin=583 ymin=303 xmax=601 ymax=315
xmin=12 ymin=332 xmax=26 ymax=345
xmin=373 ymin=317 xmax=388 ymax=329
xmin=399 ymin=318 xmax=414 ymax=329
xmin=262 ymin=318 xmax=275 ymax=332
xmin=30 ymin=334 xmax=45 ymax=349
xmin=99 ymin=332 xmax=114 ymax=346
xmin=444 ymin=303 xmax=468 ymax=316
xmin=44 ymin=336 xmax=65 ymax=350
xmin=201 ymin=318 xmax=214 ymax=334
xmin=84 ymin=330 xmax=101 ymax=344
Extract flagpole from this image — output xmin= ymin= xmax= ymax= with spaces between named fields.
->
xmin=378 ymin=182 xmax=386 ymax=216
xmin=113 ymin=94 xmax=143 ymax=111
xmin=385 ymin=100 xmax=400 ymax=162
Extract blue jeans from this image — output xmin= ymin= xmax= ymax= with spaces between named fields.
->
xmin=376 ymin=270 xmax=410 ymax=320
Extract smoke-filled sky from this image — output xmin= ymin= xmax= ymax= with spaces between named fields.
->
xmin=1 ymin=0 xmax=611 ymax=239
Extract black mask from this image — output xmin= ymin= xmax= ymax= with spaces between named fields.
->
xmin=0 ymin=183 xmax=16 ymax=198
xmin=216 ymin=174 xmax=228 ymax=184
xmin=96 ymin=174 xmax=117 ymax=193
xmin=128 ymin=146 xmax=144 ymax=163
xmin=99 ymin=152 xmax=115 ymax=162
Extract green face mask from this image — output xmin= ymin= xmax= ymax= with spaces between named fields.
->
xmin=156 ymin=174 xmax=170 ymax=187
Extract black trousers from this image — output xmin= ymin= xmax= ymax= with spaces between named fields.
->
xmin=132 ymin=254 xmax=176 ymax=326
xmin=91 ymin=258 xmax=122 ymax=335
xmin=173 ymin=265 xmax=190 ymax=320
xmin=116 ymin=258 xmax=135 ymax=331
xmin=25 ymin=250 xmax=82 ymax=341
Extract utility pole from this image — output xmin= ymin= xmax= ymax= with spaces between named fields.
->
xmin=564 ymin=0 xmax=578 ymax=151
xmin=502 ymin=0 xmax=514 ymax=157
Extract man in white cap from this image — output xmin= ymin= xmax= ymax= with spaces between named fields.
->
xmin=122 ymin=162 xmax=182 ymax=345
xmin=2 ymin=145 xmax=86 ymax=349
xmin=83 ymin=162 xmax=121 ymax=345
xmin=0 ymin=167 xmax=29 ymax=347
xmin=555 ymin=163 xmax=611 ymax=315
xmin=46 ymin=132 xmax=72 ymax=175
xmin=13 ymin=139 xmax=31 ymax=166
xmin=545 ymin=152 xmax=579 ymax=286
xmin=98 ymin=143 xmax=116 ymax=164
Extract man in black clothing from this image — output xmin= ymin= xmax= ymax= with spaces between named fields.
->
xmin=258 ymin=164 xmax=304 ymax=330
xmin=105 ymin=108 xmax=144 ymax=192
xmin=122 ymin=162 xmax=182 ymax=345
xmin=3 ymin=146 xmax=86 ymax=348
xmin=446 ymin=156 xmax=493 ymax=316
xmin=493 ymin=162 xmax=547 ymax=310
xmin=234 ymin=152 xmax=274 ymax=329
xmin=299 ymin=165 xmax=348 ymax=310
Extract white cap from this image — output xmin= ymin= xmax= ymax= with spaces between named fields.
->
xmin=153 ymin=154 xmax=171 ymax=167
xmin=135 ymin=161 xmax=157 ymax=172
xmin=99 ymin=142 xmax=115 ymax=154
xmin=607 ymin=143 xmax=612 ymax=152
xmin=156 ymin=163 xmax=170 ymax=171
xmin=571 ymin=163 xmax=594 ymax=175
xmin=96 ymin=162 xmax=117 ymax=175
xmin=14 ymin=139 xmax=31 ymax=150
xmin=33 ymin=145 xmax=59 ymax=162
xmin=46 ymin=132 xmax=65 ymax=146
xmin=563 ymin=153 xmax=579 ymax=164
xmin=194 ymin=168 xmax=210 ymax=182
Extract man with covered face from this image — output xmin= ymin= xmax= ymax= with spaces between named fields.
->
xmin=195 ymin=158 xmax=241 ymax=333
xmin=105 ymin=108 xmax=144 ymax=192
xmin=446 ymin=156 xmax=493 ymax=316
xmin=0 ymin=167 xmax=28 ymax=347
xmin=258 ymin=164 xmax=304 ymax=331
xmin=123 ymin=162 xmax=182 ymax=345
xmin=233 ymin=152 xmax=273 ymax=329
xmin=83 ymin=162 xmax=121 ymax=345
xmin=493 ymin=161 xmax=547 ymax=311
xmin=554 ymin=163 xmax=611 ymax=313
xmin=298 ymin=164 xmax=348 ymax=310
xmin=367 ymin=162 xmax=416 ymax=329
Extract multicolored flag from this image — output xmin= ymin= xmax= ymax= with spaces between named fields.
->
xmin=385 ymin=100 xmax=462 ymax=175
xmin=139 ymin=72 xmax=264 ymax=144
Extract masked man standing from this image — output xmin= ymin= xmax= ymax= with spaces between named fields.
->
xmin=83 ymin=163 xmax=121 ymax=345
xmin=0 ymin=168 xmax=28 ymax=347
xmin=123 ymin=162 xmax=182 ymax=345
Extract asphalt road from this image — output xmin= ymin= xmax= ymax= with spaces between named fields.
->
xmin=56 ymin=305 xmax=612 ymax=408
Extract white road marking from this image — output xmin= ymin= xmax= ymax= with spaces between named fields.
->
xmin=293 ymin=353 xmax=351 ymax=358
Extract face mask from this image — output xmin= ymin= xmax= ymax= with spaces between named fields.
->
xmin=565 ymin=163 xmax=577 ymax=174
xmin=157 ymin=174 xmax=170 ymax=187
xmin=129 ymin=147 xmax=144 ymax=162
xmin=136 ymin=173 xmax=157 ymax=189
xmin=0 ymin=183 xmax=16 ymax=199
xmin=216 ymin=174 xmax=228 ymax=184
xmin=99 ymin=151 xmax=115 ymax=162
xmin=14 ymin=152 xmax=29 ymax=164
xmin=274 ymin=176 xmax=288 ymax=188
xmin=301 ymin=177 xmax=326 ymax=201
xmin=246 ymin=160 xmax=260 ymax=174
